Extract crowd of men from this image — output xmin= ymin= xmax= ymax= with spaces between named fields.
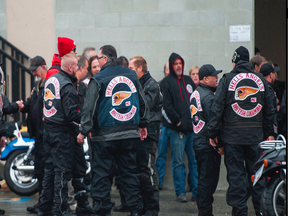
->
xmin=0 ymin=36 xmax=286 ymax=216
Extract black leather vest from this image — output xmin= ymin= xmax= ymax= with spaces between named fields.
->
xmin=223 ymin=72 xmax=265 ymax=128
xmin=93 ymin=65 xmax=140 ymax=130
xmin=43 ymin=72 xmax=74 ymax=124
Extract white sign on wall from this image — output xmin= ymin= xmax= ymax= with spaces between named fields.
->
xmin=229 ymin=25 xmax=251 ymax=42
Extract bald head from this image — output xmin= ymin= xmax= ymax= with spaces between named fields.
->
xmin=164 ymin=61 xmax=169 ymax=76
xmin=61 ymin=54 xmax=79 ymax=77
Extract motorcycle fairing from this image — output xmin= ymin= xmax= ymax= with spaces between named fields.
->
xmin=0 ymin=137 xmax=34 ymax=160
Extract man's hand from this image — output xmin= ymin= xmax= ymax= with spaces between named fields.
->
xmin=268 ymin=136 xmax=275 ymax=141
xmin=209 ymin=137 xmax=218 ymax=147
xmin=177 ymin=121 xmax=181 ymax=127
xmin=217 ymin=147 xmax=224 ymax=155
xmin=77 ymin=133 xmax=85 ymax=144
xmin=139 ymin=128 xmax=147 ymax=141
xmin=0 ymin=136 xmax=5 ymax=150
xmin=16 ymin=100 xmax=24 ymax=111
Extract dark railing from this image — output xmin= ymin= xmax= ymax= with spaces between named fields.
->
xmin=0 ymin=35 xmax=34 ymax=123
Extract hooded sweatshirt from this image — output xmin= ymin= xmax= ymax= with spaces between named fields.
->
xmin=160 ymin=53 xmax=196 ymax=134
xmin=46 ymin=54 xmax=61 ymax=79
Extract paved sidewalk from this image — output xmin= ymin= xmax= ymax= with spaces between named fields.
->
xmin=0 ymin=185 xmax=256 ymax=216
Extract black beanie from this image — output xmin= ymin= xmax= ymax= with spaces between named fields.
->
xmin=232 ymin=46 xmax=250 ymax=64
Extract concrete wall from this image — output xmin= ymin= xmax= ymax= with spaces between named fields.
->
xmin=3 ymin=0 xmax=55 ymax=103
xmin=55 ymin=0 xmax=254 ymax=81
xmin=6 ymin=0 xmax=55 ymax=69
xmin=0 ymin=0 xmax=6 ymax=38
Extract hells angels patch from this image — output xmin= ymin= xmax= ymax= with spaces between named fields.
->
xmin=190 ymin=90 xmax=205 ymax=134
xmin=106 ymin=76 xmax=137 ymax=122
xmin=44 ymin=77 xmax=61 ymax=117
xmin=229 ymin=73 xmax=264 ymax=118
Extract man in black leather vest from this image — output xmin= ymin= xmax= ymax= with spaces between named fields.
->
xmin=77 ymin=45 xmax=149 ymax=216
xmin=208 ymin=46 xmax=275 ymax=216
xmin=190 ymin=64 xmax=223 ymax=215
xmin=38 ymin=54 xmax=82 ymax=216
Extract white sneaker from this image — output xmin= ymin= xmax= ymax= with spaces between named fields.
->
xmin=70 ymin=203 xmax=77 ymax=211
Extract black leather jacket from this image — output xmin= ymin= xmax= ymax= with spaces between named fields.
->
xmin=191 ymin=83 xmax=216 ymax=152
xmin=139 ymin=71 xmax=162 ymax=141
xmin=0 ymin=95 xmax=19 ymax=136
xmin=139 ymin=71 xmax=162 ymax=123
xmin=208 ymin=61 xmax=275 ymax=145
xmin=22 ymin=80 xmax=45 ymax=138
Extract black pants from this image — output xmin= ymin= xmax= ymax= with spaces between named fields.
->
xmin=38 ymin=130 xmax=75 ymax=215
xmin=91 ymin=138 xmax=142 ymax=214
xmin=136 ymin=137 xmax=159 ymax=214
xmin=195 ymin=150 xmax=221 ymax=216
xmin=224 ymin=144 xmax=264 ymax=216
xmin=72 ymin=142 xmax=87 ymax=198
xmin=84 ymin=137 xmax=92 ymax=187
xmin=110 ymin=160 xmax=121 ymax=187
xmin=33 ymin=133 xmax=45 ymax=201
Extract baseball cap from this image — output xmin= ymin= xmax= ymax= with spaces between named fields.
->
xmin=232 ymin=46 xmax=250 ymax=64
xmin=260 ymin=63 xmax=280 ymax=77
xmin=28 ymin=56 xmax=46 ymax=71
xmin=58 ymin=37 xmax=76 ymax=57
xmin=199 ymin=64 xmax=222 ymax=80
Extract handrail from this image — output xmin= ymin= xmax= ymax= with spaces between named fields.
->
xmin=0 ymin=35 xmax=30 ymax=60
xmin=0 ymin=49 xmax=32 ymax=75
xmin=0 ymin=36 xmax=33 ymax=123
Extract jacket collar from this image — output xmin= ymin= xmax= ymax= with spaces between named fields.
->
xmin=198 ymin=83 xmax=217 ymax=92
xmin=139 ymin=71 xmax=151 ymax=86
xmin=232 ymin=60 xmax=254 ymax=73
xmin=100 ymin=61 xmax=117 ymax=71
xmin=60 ymin=70 xmax=78 ymax=83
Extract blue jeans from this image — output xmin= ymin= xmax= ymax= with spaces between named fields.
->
xmin=156 ymin=126 xmax=169 ymax=188
xmin=166 ymin=128 xmax=198 ymax=196
xmin=185 ymin=134 xmax=198 ymax=197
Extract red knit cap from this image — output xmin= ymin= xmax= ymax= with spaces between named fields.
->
xmin=57 ymin=37 xmax=76 ymax=57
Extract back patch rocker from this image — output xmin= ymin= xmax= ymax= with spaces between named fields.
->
xmin=228 ymin=73 xmax=264 ymax=118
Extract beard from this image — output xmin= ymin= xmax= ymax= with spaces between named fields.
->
xmin=175 ymin=70 xmax=182 ymax=77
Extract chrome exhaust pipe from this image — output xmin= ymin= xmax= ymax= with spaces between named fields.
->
xmin=12 ymin=165 xmax=34 ymax=171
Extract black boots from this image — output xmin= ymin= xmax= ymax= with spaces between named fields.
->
xmin=27 ymin=202 xmax=40 ymax=213
xmin=113 ymin=204 xmax=130 ymax=212
xmin=75 ymin=193 xmax=95 ymax=215
xmin=0 ymin=209 xmax=5 ymax=215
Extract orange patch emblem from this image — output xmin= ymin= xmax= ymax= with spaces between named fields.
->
xmin=235 ymin=86 xmax=259 ymax=100
xmin=190 ymin=105 xmax=198 ymax=118
xmin=112 ymin=91 xmax=131 ymax=106
xmin=44 ymin=89 xmax=55 ymax=101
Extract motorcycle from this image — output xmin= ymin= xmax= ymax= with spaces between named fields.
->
xmin=252 ymin=134 xmax=286 ymax=216
xmin=0 ymin=122 xmax=91 ymax=196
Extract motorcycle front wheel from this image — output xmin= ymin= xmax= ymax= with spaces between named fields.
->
xmin=261 ymin=175 xmax=286 ymax=216
xmin=4 ymin=149 xmax=39 ymax=196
